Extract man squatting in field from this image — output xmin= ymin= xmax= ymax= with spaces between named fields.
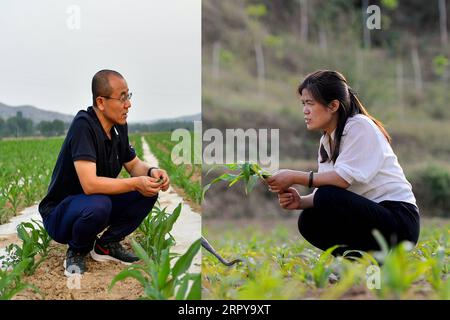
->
xmin=39 ymin=70 xmax=170 ymax=277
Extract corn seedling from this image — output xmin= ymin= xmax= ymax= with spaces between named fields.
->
xmin=237 ymin=262 xmax=295 ymax=299
xmin=0 ymin=258 xmax=37 ymax=300
xmin=0 ymin=138 xmax=63 ymax=221
xmin=22 ymin=177 xmax=36 ymax=207
xmin=309 ymin=245 xmax=340 ymax=288
xmin=202 ymin=162 xmax=271 ymax=199
xmin=136 ymin=203 xmax=181 ymax=262
xmin=3 ymin=220 xmax=52 ymax=275
xmin=415 ymin=240 xmax=447 ymax=291
xmin=2 ymin=177 xmax=22 ymax=217
xmin=377 ymin=241 xmax=429 ymax=299
xmin=110 ymin=238 xmax=201 ymax=300
xmin=203 ymin=221 xmax=450 ymax=300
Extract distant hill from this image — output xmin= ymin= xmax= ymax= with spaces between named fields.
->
xmin=0 ymin=102 xmax=201 ymax=124
xmin=134 ymin=113 xmax=201 ymax=124
xmin=128 ymin=113 xmax=201 ymax=133
xmin=0 ymin=102 xmax=74 ymax=123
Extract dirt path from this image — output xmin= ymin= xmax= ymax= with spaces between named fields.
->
xmin=1 ymin=136 xmax=201 ymax=300
xmin=141 ymin=137 xmax=201 ymax=273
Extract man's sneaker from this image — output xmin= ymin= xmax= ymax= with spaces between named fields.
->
xmin=90 ymin=241 xmax=139 ymax=265
xmin=63 ymin=249 xmax=87 ymax=277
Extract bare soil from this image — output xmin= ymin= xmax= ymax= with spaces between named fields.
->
xmin=13 ymin=240 xmax=144 ymax=300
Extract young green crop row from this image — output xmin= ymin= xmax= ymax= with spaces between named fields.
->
xmin=145 ymin=133 xmax=202 ymax=205
xmin=0 ymin=138 xmax=63 ymax=223
xmin=112 ymin=203 xmax=201 ymax=300
xmin=201 ymin=163 xmax=449 ymax=300
xmin=0 ymin=134 xmax=156 ymax=223
xmin=202 ymin=222 xmax=450 ymax=300
xmin=1 ymin=135 xmax=200 ymax=300
xmin=0 ymin=220 xmax=52 ymax=299
xmin=0 ymin=205 xmax=201 ymax=300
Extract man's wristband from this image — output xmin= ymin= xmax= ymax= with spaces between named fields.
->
xmin=147 ymin=167 xmax=159 ymax=177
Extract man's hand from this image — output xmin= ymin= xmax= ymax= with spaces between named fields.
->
xmin=135 ymin=176 xmax=161 ymax=197
xmin=150 ymin=168 xmax=170 ymax=192
xmin=278 ymin=187 xmax=302 ymax=210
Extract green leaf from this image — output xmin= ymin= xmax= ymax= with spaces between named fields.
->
xmin=205 ymin=164 xmax=221 ymax=176
xmin=109 ymin=269 xmax=147 ymax=292
xmin=245 ymin=175 xmax=259 ymax=195
xmin=186 ymin=273 xmax=201 ymax=300
xmin=320 ymin=245 xmax=340 ymax=262
xmin=242 ymin=163 xmax=251 ymax=181
xmin=202 ymin=173 xmax=241 ymax=199
xmin=224 ymin=164 xmax=239 ymax=170
xmin=142 ymin=285 xmax=167 ymax=300
xmin=131 ymin=240 xmax=152 ymax=266
xmin=172 ymin=239 xmax=201 ymax=279
xmin=175 ymin=276 xmax=190 ymax=300
xmin=228 ymin=175 xmax=244 ymax=187
xmin=212 ymin=173 xmax=239 ymax=184
xmin=157 ymin=249 xmax=171 ymax=289
xmin=372 ymin=229 xmax=389 ymax=263
xmin=202 ymin=183 xmax=212 ymax=200
xmin=155 ymin=204 xmax=182 ymax=256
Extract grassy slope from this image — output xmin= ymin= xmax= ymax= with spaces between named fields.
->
xmin=202 ymin=0 xmax=450 ymax=217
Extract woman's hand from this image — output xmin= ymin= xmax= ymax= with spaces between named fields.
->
xmin=278 ymin=187 xmax=302 ymax=210
xmin=266 ymin=169 xmax=296 ymax=193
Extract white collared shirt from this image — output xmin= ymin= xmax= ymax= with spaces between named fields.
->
xmin=318 ymin=114 xmax=417 ymax=206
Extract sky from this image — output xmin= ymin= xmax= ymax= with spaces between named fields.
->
xmin=0 ymin=0 xmax=200 ymax=122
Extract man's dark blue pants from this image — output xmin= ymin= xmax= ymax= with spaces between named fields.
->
xmin=43 ymin=191 xmax=158 ymax=253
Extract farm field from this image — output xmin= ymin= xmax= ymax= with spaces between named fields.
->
xmin=0 ymin=138 xmax=63 ymax=224
xmin=200 ymin=163 xmax=449 ymax=300
xmin=144 ymin=132 xmax=202 ymax=211
xmin=202 ymin=217 xmax=450 ymax=300
xmin=0 ymin=133 xmax=200 ymax=300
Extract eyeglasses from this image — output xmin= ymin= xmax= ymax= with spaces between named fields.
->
xmin=101 ymin=92 xmax=132 ymax=103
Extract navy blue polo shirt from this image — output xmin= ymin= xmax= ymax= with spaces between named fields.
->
xmin=38 ymin=106 xmax=136 ymax=219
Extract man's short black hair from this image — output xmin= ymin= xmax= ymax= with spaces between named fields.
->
xmin=92 ymin=69 xmax=124 ymax=107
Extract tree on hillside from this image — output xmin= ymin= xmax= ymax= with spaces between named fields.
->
xmin=37 ymin=119 xmax=65 ymax=136
xmin=246 ymin=3 xmax=267 ymax=95
xmin=6 ymin=112 xmax=33 ymax=137
xmin=298 ymin=0 xmax=309 ymax=42
xmin=0 ymin=117 xmax=6 ymax=138
xmin=411 ymin=42 xmax=424 ymax=97
xmin=212 ymin=41 xmax=221 ymax=79
xmin=438 ymin=0 xmax=448 ymax=47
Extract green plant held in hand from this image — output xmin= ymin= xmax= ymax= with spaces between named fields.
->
xmin=202 ymin=163 xmax=271 ymax=199
xmin=201 ymin=163 xmax=272 ymax=267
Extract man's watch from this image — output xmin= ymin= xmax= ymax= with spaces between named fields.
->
xmin=147 ymin=167 xmax=159 ymax=177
